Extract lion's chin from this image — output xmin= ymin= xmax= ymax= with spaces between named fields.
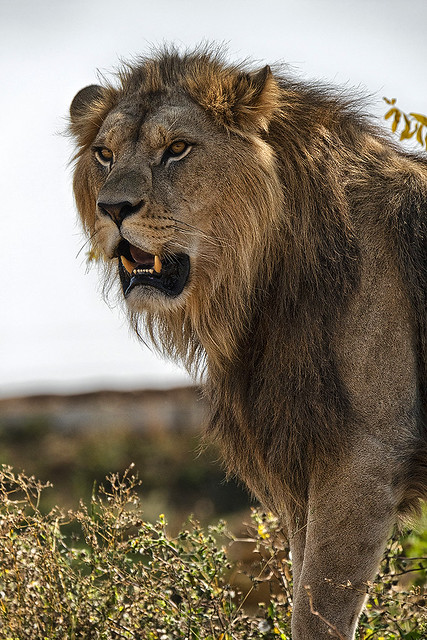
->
xmin=118 ymin=251 xmax=191 ymax=303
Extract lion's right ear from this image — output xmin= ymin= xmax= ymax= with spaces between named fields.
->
xmin=69 ymin=84 xmax=116 ymax=148
xmin=70 ymin=85 xmax=105 ymax=123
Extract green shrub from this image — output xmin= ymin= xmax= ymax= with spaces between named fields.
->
xmin=0 ymin=465 xmax=425 ymax=639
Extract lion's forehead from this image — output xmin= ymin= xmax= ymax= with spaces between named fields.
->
xmin=98 ymin=96 xmax=211 ymax=152
xmin=97 ymin=110 xmax=138 ymax=145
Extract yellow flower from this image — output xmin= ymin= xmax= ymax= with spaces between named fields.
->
xmin=258 ymin=523 xmax=270 ymax=539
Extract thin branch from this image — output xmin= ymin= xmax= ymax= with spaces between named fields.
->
xmin=304 ymin=585 xmax=347 ymax=640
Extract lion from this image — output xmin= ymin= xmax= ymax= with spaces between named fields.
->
xmin=69 ymin=47 xmax=427 ymax=639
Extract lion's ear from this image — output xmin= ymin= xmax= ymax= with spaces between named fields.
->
xmin=70 ymin=85 xmax=105 ymax=123
xmin=236 ymin=65 xmax=280 ymax=131
xmin=69 ymin=84 xmax=116 ymax=148
xmin=189 ymin=65 xmax=280 ymax=135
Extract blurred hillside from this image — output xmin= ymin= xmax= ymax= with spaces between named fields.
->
xmin=0 ymin=387 xmax=252 ymax=529
xmin=0 ymin=387 xmax=204 ymax=434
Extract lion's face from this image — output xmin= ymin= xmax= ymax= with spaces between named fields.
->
xmin=70 ymin=53 xmax=282 ymax=363
xmin=75 ymin=91 xmax=239 ymax=313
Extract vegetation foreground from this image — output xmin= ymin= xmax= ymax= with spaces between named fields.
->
xmin=0 ymin=465 xmax=425 ymax=640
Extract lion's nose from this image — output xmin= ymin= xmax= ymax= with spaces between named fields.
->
xmin=97 ymin=199 xmax=144 ymax=226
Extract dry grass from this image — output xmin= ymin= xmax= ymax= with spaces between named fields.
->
xmin=0 ymin=465 xmax=425 ymax=639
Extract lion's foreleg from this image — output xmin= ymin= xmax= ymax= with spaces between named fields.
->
xmin=290 ymin=460 xmax=396 ymax=640
xmin=287 ymin=517 xmax=307 ymax=598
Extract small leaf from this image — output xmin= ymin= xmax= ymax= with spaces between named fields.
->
xmin=87 ymin=248 xmax=102 ymax=262
xmin=400 ymin=114 xmax=415 ymax=140
xmin=383 ymin=97 xmax=397 ymax=105
xmin=384 ymin=107 xmax=398 ymax=120
xmin=392 ymin=110 xmax=401 ymax=133
xmin=401 ymin=631 xmax=422 ymax=640
xmin=416 ymin=124 xmax=424 ymax=144
xmin=409 ymin=112 xmax=427 ymax=126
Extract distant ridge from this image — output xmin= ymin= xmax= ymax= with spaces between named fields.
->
xmin=0 ymin=386 xmax=205 ymax=433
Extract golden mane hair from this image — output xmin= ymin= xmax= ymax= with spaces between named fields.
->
xmin=70 ymin=47 xmax=427 ymax=511
xmin=70 ymin=46 xmax=427 ymax=639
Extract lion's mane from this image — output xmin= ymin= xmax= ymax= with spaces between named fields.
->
xmin=70 ymin=48 xmax=427 ymax=519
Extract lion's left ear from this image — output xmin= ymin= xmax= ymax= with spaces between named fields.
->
xmin=189 ymin=65 xmax=280 ymax=135
xmin=231 ymin=66 xmax=281 ymax=132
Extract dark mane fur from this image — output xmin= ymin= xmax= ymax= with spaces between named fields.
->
xmin=69 ymin=46 xmax=427 ymax=638
xmin=70 ymin=47 xmax=427 ymax=520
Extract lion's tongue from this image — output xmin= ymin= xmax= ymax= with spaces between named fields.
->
xmin=130 ymin=245 xmax=154 ymax=265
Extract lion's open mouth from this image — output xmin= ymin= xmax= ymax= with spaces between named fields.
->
xmin=116 ymin=240 xmax=190 ymax=298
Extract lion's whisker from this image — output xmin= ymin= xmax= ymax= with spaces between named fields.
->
xmin=76 ymin=230 xmax=100 ymax=260
xmin=171 ymin=221 xmax=231 ymax=248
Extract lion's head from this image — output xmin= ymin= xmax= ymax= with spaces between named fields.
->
xmin=70 ymin=49 xmax=283 ymax=371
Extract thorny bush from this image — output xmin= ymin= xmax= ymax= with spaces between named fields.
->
xmin=0 ymin=465 xmax=425 ymax=639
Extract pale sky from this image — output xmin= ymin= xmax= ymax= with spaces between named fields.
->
xmin=0 ymin=0 xmax=426 ymax=397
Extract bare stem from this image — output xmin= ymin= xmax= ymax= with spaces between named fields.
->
xmin=304 ymin=585 xmax=347 ymax=640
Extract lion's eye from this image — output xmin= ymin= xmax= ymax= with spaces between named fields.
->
xmin=94 ymin=147 xmax=114 ymax=167
xmin=162 ymin=141 xmax=192 ymax=165
xmin=169 ymin=141 xmax=187 ymax=155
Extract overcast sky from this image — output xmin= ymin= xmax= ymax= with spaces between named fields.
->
xmin=0 ymin=0 xmax=426 ymax=398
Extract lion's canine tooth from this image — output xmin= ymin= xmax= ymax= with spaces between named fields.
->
xmin=154 ymin=255 xmax=162 ymax=273
xmin=121 ymin=255 xmax=135 ymax=274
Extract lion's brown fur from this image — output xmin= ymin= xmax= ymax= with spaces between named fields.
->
xmin=69 ymin=46 xmax=427 ymax=639
xmin=71 ymin=48 xmax=426 ymax=518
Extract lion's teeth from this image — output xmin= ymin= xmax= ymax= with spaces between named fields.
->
xmin=121 ymin=254 xmax=160 ymax=276
xmin=132 ymin=268 xmax=153 ymax=275
xmin=121 ymin=255 xmax=135 ymax=274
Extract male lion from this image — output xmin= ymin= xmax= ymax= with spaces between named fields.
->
xmin=69 ymin=48 xmax=427 ymax=639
